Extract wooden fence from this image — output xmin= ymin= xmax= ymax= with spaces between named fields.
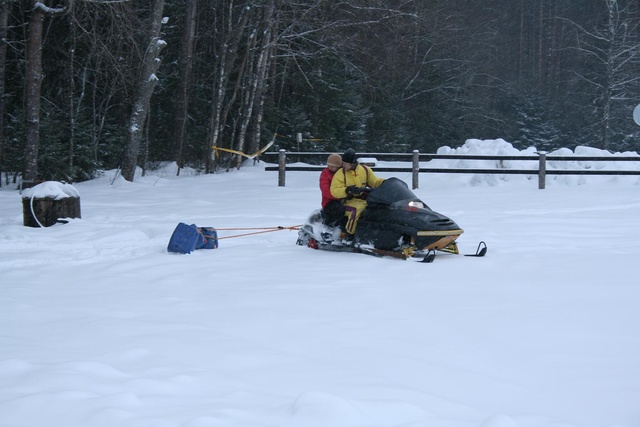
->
xmin=262 ymin=150 xmax=640 ymax=189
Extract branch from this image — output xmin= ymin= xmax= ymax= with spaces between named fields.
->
xmin=34 ymin=1 xmax=73 ymax=16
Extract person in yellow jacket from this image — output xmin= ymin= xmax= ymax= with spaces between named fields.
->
xmin=330 ymin=148 xmax=384 ymax=242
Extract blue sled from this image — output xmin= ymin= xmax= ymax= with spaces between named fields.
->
xmin=168 ymin=223 xmax=218 ymax=254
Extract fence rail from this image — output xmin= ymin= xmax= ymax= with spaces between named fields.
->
xmin=262 ymin=150 xmax=640 ymax=189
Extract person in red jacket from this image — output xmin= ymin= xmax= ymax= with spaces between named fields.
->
xmin=319 ymin=153 xmax=345 ymax=226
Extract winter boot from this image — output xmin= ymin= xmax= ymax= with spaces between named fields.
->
xmin=341 ymin=233 xmax=355 ymax=246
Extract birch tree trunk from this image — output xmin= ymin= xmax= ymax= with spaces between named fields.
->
xmin=249 ymin=2 xmax=278 ymax=161
xmin=206 ymin=1 xmax=250 ymax=173
xmin=235 ymin=0 xmax=275 ymax=169
xmin=121 ymin=0 xmax=165 ymax=182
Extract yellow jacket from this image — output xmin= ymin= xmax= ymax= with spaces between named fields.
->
xmin=330 ymin=164 xmax=384 ymax=199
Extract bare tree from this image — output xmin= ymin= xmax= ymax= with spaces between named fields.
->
xmin=71 ymin=1 xmax=140 ymax=170
xmin=121 ymin=0 xmax=165 ymax=182
xmin=564 ymin=0 xmax=640 ymax=149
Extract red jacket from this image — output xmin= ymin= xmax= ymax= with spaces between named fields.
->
xmin=319 ymin=167 xmax=340 ymax=208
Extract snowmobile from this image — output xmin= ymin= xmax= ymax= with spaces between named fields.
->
xmin=296 ymin=177 xmax=486 ymax=262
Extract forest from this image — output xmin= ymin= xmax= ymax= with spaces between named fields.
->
xmin=1 ymin=0 xmax=639 ymax=184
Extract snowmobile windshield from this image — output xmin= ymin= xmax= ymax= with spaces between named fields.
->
xmin=367 ymin=177 xmax=420 ymax=206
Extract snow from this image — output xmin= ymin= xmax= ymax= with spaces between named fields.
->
xmin=21 ymin=181 xmax=80 ymax=200
xmin=1 ymin=139 xmax=639 ymax=427
xmin=357 ymin=157 xmax=378 ymax=166
xmin=33 ymin=2 xmax=66 ymax=14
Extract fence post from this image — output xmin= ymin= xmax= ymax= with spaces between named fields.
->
xmin=412 ymin=150 xmax=420 ymax=189
xmin=537 ymin=151 xmax=547 ymax=189
xmin=278 ymin=149 xmax=286 ymax=187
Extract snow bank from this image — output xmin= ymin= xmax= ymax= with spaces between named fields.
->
xmin=431 ymin=139 xmax=639 ymax=187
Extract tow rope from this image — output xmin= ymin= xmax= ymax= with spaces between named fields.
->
xmin=214 ymin=225 xmax=302 ymax=240
xmin=212 ymin=139 xmax=274 ymax=159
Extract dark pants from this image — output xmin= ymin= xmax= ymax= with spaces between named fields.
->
xmin=321 ymin=200 xmax=345 ymax=228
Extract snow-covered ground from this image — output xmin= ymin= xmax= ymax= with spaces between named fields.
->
xmin=1 ymin=139 xmax=639 ymax=427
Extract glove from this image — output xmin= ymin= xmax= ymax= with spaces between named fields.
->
xmin=346 ymin=185 xmax=362 ymax=196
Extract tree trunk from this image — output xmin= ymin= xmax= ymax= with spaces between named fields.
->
xmin=0 ymin=0 xmax=8 ymax=186
xmin=173 ymin=0 xmax=196 ymax=175
xmin=23 ymin=5 xmax=45 ymax=183
xmin=67 ymin=11 xmax=76 ymax=180
xmin=121 ymin=0 xmax=165 ymax=182
xmin=249 ymin=2 xmax=278 ymax=159
xmin=602 ymin=0 xmax=616 ymax=151
xmin=22 ymin=1 xmax=73 ymax=183
xmin=537 ymin=0 xmax=544 ymax=86
xmin=518 ymin=0 xmax=524 ymax=85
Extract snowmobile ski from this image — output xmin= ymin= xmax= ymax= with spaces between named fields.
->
xmin=464 ymin=241 xmax=487 ymax=257
xmin=419 ymin=250 xmax=436 ymax=263
xmin=304 ymin=238 xmax=404 ymax=259
xmin=417 ymin=241 xmax=487 ymax=263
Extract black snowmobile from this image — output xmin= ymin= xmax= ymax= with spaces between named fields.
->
xmin=296 ymin=177 xmax=486 ymax=262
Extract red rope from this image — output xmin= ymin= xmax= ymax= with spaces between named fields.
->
xmin=215 ymin=225 xmax=302 ymax=240
xmin=215 ymin=226 xmax=301 ymax=231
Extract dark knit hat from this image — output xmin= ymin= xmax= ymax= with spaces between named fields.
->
xmin=342 ymin=148 xmax=357 ymax=164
